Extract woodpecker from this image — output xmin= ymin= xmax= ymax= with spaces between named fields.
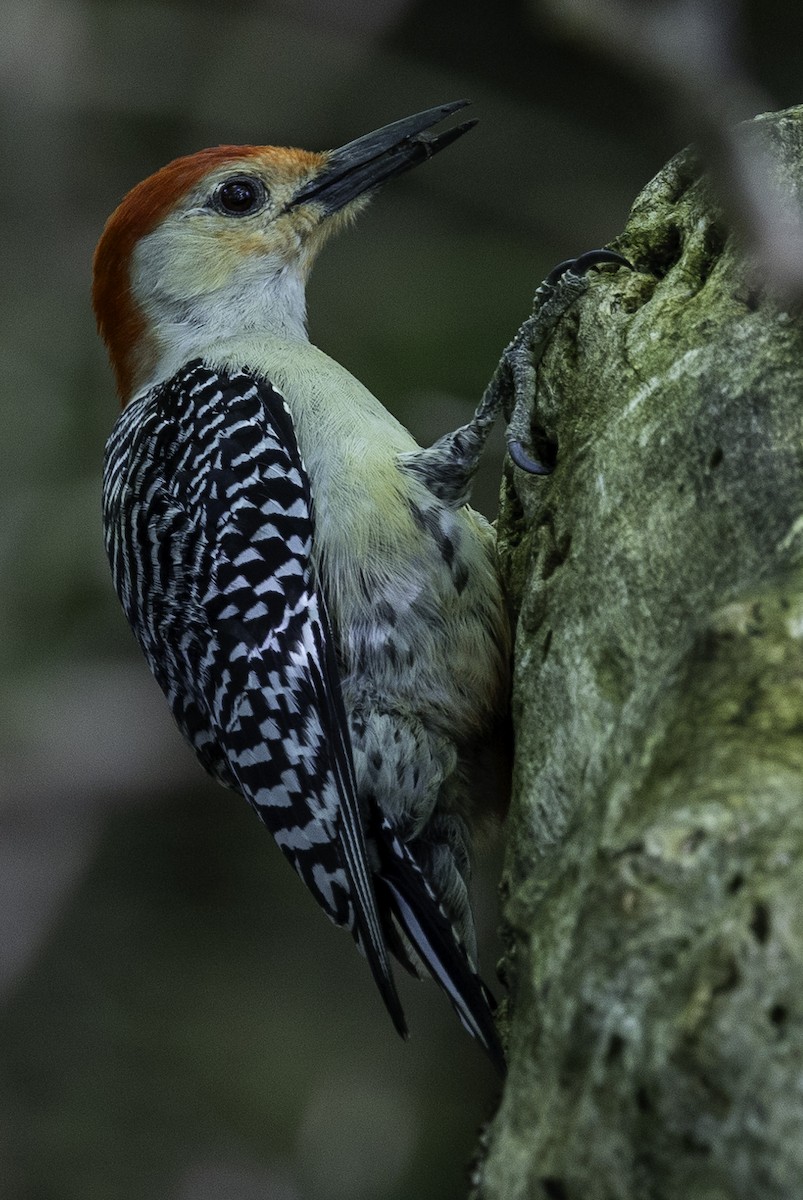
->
xmin=94 ymin=99 xmax=629 ymax=1074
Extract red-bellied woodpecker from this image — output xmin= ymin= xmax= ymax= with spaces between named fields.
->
xmin=94 ymin=99 xmax=630 ymax=1073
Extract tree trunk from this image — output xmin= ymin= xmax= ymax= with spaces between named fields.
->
xmin=476 ymin=105 xmax=803 ymax=1200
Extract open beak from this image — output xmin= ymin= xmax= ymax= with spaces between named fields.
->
xmin=288 ymin=101 xmax=476 ymax=215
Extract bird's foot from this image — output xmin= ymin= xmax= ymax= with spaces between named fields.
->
xmin=506 ymin=249 xmax=633 ymax=475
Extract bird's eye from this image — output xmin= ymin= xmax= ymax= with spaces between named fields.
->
xmin=212 ymin=176 xmax=267 ymax=217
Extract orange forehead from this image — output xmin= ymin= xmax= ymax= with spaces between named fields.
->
xmin=92 ymin=144 xmax=323 ymax=401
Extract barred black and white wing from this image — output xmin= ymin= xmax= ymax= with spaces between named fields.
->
xmin=102 ymin=360 xmax=405 ymax=1033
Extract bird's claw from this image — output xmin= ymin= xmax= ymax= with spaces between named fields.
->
xmin=507 ymin=249 xmax=633 ymax=476
xmin=543 ymin=248 xmax=632 ymax=288
xmin=506 ymin=434 xmax=554 ymax=476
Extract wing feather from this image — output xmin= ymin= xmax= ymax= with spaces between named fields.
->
xmin=103 ymin=360 xmax=405 ymax=1032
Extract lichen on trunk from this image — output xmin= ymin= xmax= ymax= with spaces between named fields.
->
xmin=477 ymin=106 xmax=803 ymax=1200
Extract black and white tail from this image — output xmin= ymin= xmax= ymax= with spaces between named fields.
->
xmin=374 ymin=817 xmax=506 ymax=1077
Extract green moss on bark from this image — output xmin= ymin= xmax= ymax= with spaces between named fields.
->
xmin=479 ymin=107 xmax=803 ymax=1200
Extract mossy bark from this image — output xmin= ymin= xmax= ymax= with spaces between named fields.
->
xmin=477 ymin=106 xmax=803 ymax=1200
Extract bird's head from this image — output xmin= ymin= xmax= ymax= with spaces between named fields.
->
xmin=92 ymin=102 xmax=475 ymax=403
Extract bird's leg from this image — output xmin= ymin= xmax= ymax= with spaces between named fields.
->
xmin=506 ymin=249 xmax=632 ymax=474
xmin=398 ymin=249 xmax=632 ymax=503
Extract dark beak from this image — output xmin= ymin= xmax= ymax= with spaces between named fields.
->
xmin=288 ymin=101 xmax=476 ymax=215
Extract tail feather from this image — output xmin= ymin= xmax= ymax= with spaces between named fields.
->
xmin=374 ymin=818 xmax=506 ymax=1077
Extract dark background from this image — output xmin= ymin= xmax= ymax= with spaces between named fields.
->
xmin=1 ymin=2 xmax=800 ymax=1197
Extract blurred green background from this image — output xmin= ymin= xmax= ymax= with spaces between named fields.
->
xmin=1 ymin=1 xmax=800 ymax=1197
